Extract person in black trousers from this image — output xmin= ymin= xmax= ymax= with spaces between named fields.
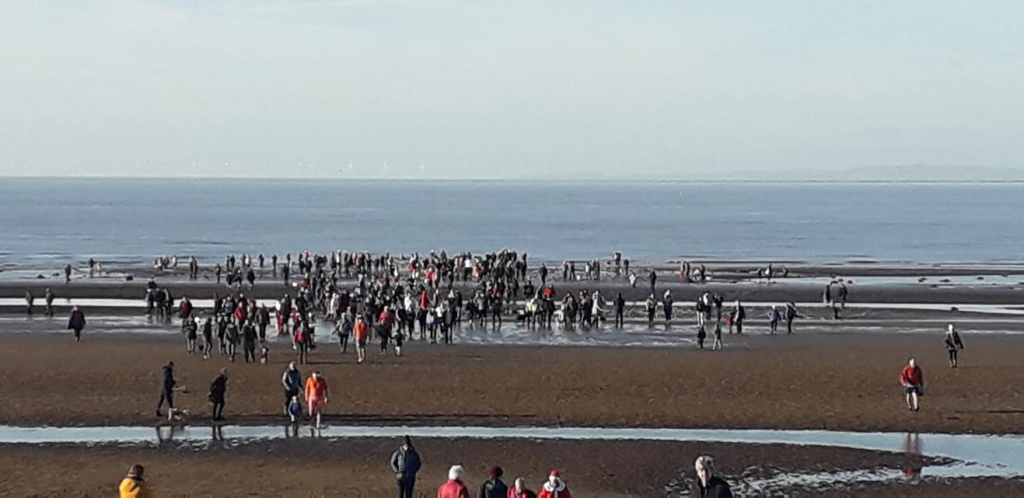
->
xmin=209 ymin=369 xmax=228 ymax=421
xmin=155 ymin=361 xmax=176 ymax=417
xmin=390 ymin=436 xmax=422 ymax=498
xmin=614 ymin=293 xmax=625 ymax=328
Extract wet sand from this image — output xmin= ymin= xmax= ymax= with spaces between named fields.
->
xmin=0 ymin=333 xmax=1022 ymax=433
xmin=0 ymin=438 xmax=975 ymax=497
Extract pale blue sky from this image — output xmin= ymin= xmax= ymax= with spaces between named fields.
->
xmin=1 ymin=1 xmax=1022 ymax=179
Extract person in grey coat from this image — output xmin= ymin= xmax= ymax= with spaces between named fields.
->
xmin=390 ymin=435 xmax=422 ymax=498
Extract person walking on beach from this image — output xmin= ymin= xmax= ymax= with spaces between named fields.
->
xmin=784 ymin=302 xmax=799 ymax=334
xmin=509 ymin=478 xmax=537 ymax=498
xmin=64 ymin=263 xmax=73 ymax=284
xmin=226 ymin=319 xmax=240 ymax=362
xmin=712 ymin=324 xmax=723 ymax=350
xmin=118 ymin=464 xmax=151 ymax=498
xmin=663 ymin=290 xmax=674 ymax=325
xmin=282 ymin=362 xmax=303 ymax=417
xmin=692 ymin=455 xmax=733 ymax=498
xmin=824 ymin=283 xmax=841 ymax=320
xmin=900 ymin=358 xmax=924 ymax=412
xmin=208 ymin=368 xmax=228 ymax=421
xmin=648 ymin=269 xmax=658 ymax=294
xmin=697 ymin=326 xmax=707 ymax=349
xmin=25 ymin=290 xmax=34 ymax=316
xmin=67 ymin=305 xmax=86 ymax=342
xmin=202 ymin=317 xmax=214 ymax=359
xmin=614 ymin=293 xmax=625 ymax=328
xmin=945 ymin=323 xmax=965 ymax=368
xmin=354 ymin=315 xmax=369 ymax=363
xmin=733 ymin=301 xmax=745 ymax=335
xmin=44 ymin=288 xmax=55 ymax=317
xmin=767 ymin=306 xmax=781 ymax=335
xmin=479 ymin=466 xmax=508 ymax=498
xmin=645 ymin=294 xmax=657 ymax=327
xmin=183 ymin=316 xmax=198 ymax=354
xmin=243 ymin=320 xmax=258 ymax=363
xmin=305 ymin=371 xmax=329 ymax=429
xmin=155 ymin=361 xmax=176 ymax=417
xmin=438 ymin=465 xmax=470 ymax=498
xmin=538 ymin=470 xmax=572 ymax=498
xmin=390 ymin=435 xmax=422 ymax=498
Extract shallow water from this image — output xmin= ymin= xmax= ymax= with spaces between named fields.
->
xmin=2 ymin=425 xmax=1022 ymax=480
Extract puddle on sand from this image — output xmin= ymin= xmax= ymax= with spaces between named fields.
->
xmin=2 ymin=425 xmax=1024 ymax=481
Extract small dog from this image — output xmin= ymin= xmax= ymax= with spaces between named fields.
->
xmin=167 ymin=408 xmax=190 ymax=422
xmin=260 ymin=347 xmax=270 ymax=364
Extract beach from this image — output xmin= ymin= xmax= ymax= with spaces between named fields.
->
xmin=2 ymin=259 xmax=1024 ymax=495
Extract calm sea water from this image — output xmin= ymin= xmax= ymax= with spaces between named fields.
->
xmin=0 ymin=179 xmax=1021 ymax=267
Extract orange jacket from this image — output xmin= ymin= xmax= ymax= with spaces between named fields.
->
xmin=354 ymin=321 xmax=368 ymax=340
xmin=305 ymin=376 xmax=328 ymax=400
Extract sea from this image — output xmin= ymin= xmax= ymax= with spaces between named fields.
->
xmin=0 ymin=178 xmax=1022 ymax=270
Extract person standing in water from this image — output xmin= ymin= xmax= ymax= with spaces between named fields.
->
xmin=733 ymin=301 xmax=745 ymax=335
xmin=900 ymin=358 xmax=924 ymax=412
xmin=614 ymin=293 xmax=626 ymax=328
xmin=25 ymin=290 xmax=34 ymax=316
xmin=645 ymin=294 xmax=657 ymax=327
xmin=944 ymin=324 xmax=965 ymax=368
xmin=648 ymin=269 xmax=658 ymax=295
xmin=67 ymin=305 xmax=86 ymax=342
xmin=663 ymin=290 xmax=674 ymax=325
xmin=785 ymin=302 xmax=799 ymax=334
xmin=44 ymin=288 xmax=55 ymax=317
xmin=712 ymin=323 xmax=723 ymax=350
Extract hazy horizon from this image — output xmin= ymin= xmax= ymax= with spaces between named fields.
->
xmin=2 ymin=1 xmax=1022 ymax=179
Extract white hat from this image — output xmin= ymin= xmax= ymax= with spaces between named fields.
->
xmin=448 ymin=465 xmax=464 ymax=481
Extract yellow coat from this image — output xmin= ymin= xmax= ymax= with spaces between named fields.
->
xmin=119 ymin=477 xmax=151 ymax=498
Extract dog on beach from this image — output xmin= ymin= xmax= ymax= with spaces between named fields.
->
xmin=167 ymin=408 xmax=190 ymax=422
xmin=260 ymin=347 xmax=270 ymax=364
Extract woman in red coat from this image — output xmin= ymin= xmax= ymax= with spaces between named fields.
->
xmin=508 ymin=478 xmax=537 ymax=498
xmin=538 ymin=471 xmax=571 ymax=498
xmin=437 ymin=465 xmax=470 ymax=498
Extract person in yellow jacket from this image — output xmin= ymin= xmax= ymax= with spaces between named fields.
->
xmin=119 ymin=464 xmax=151 ymax=498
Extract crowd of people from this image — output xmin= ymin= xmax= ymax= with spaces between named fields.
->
xmin=117 ymin=437 xmax=734 ymax=498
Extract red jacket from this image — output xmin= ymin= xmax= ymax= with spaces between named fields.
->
xmin=234 ymin=306 xmax=247 ymax=324
xmin=900 ymin=365 xmax=923 ymax=386
xmin=538 ymin=482 xmax=571 ymax=498
xmin=437 ymin=480 xmax=470 ymax=498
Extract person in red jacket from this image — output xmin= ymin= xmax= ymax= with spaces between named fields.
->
xmin=508 ymin=478 xmax=537 ymax=498
xmin=899 ymin=358 xmax=924 ymax=412
xmin=538 ymin=470 xmax=571 ymax=498
xmin=437 ymin=465 xmax=470 ymax=498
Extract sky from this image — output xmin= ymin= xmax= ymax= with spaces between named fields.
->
xmin=1 ymin=0 xmax=1022 ymax=179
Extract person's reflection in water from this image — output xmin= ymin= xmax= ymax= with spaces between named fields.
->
xmin=285 ymin=423 xmax=300 ymax=439
xmin=155 ymin=425 xmax=185 ymax=444
xmin=902 ymin=433 xmax=923 ymax=483
xmin=211 ymin=425 xmax=224 ymax=442
xmin=155 ymin=425 xmax=172 ymax=444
